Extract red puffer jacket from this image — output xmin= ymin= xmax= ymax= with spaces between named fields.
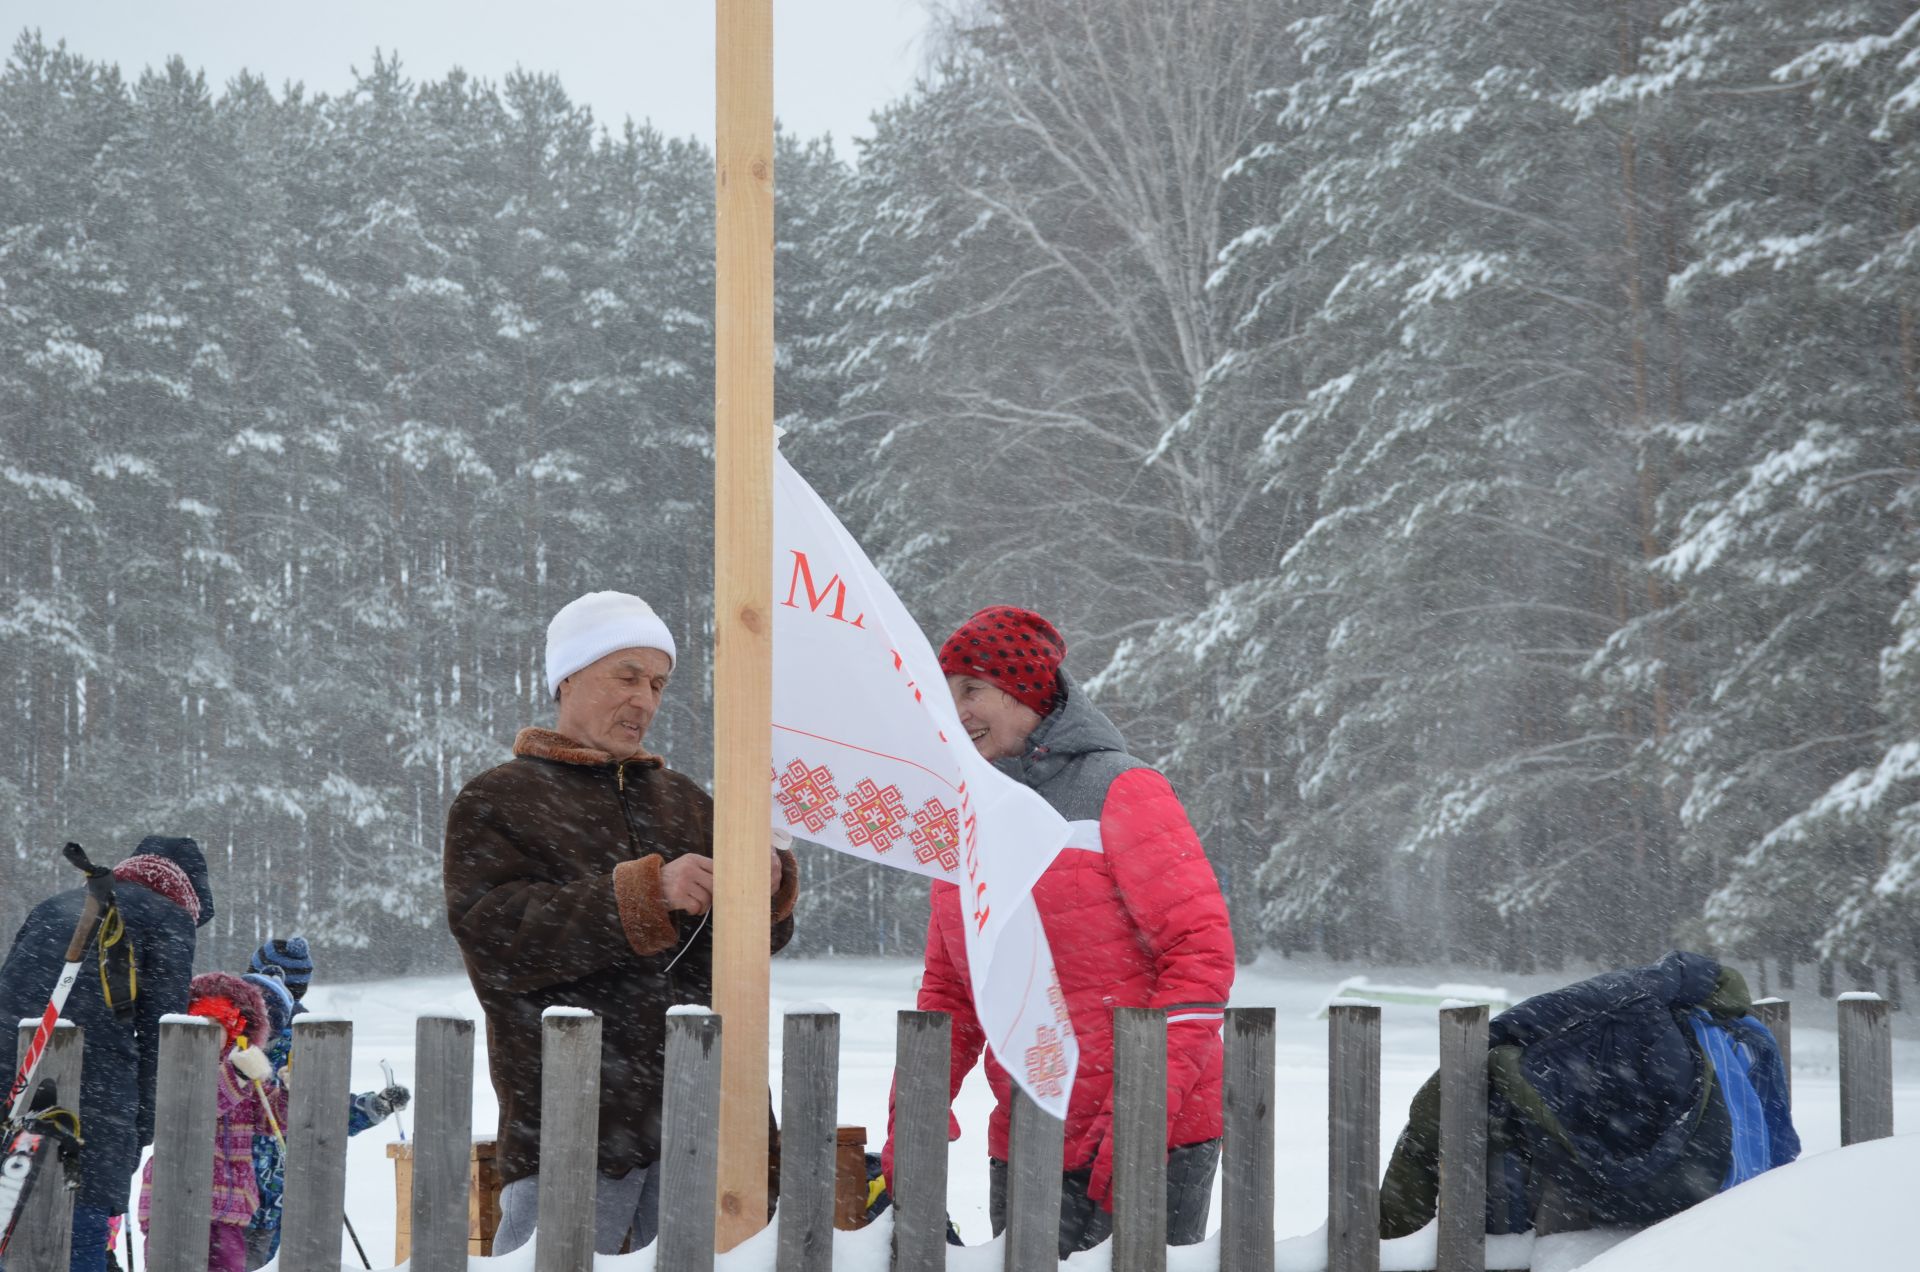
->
xmin=895 ymin=740 xmax=1235 ymax=1207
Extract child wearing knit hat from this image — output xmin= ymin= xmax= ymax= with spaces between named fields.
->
xmin=237 ymin=959 xmax=409 ymax=1270
xmin=247 ymin=936 xmax=313 ymax=1000
xmin=136 ymin=972 xmax=288 ymax=1272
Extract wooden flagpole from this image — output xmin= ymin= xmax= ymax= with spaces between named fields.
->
xmin=713 ymin=0 xmax=775 ymax=1252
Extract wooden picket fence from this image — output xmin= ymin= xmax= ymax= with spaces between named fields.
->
xmin=6 ymin=992 xmax=1900 ymax=1272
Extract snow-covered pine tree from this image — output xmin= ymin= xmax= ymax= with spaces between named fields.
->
xmin=821 ymin=0 xmax=1299 ymax=953
xmin=0 ymin=38 xmax=866 ymax=963
xmin=0 ymin=36 xmax=128 ymax=938
xmin=1211 ymin=0 xmax=1711 ymax=964
xmin=1589 ymin=2 xmax=1920 ymax=980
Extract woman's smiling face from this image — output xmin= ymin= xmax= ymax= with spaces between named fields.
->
xmin=947 ymin=674 xmax=1042 ymax=762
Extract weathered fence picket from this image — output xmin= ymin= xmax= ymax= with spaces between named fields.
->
xmin=1220 ymin=1007 xmax=1276 ymax=1272
xmin=777 ymin=1010 xmax=839 ymax=1272
xmin=890 ymin=1010 xmax=950 ymax=1272
xmin=1221 ymin=1006 xmax=1282 ymax=1272
xmin=1435 ymin=1003 xmax=1488 ymax=1272
xmin=1327 ymin=1001 xmax=1381 ymax=1272
xmin=533 ymin=1008 xmax=601 ymax=1272
xmin=1838 ymin=992 xmax=1893 ymax=1146
xmin=1111 ymin=1007 xmax=1170 ymax=1272
xmin=10 ymin=1021 xmax=79 ymax=1272
xmin=280 ymin=1016 xmax=353 ymax=1272
xmin=146 ymin=1016 xmax=221 ymax=1272
xmin=1750 ymin=997 xmax=1791 ymax=1103
xmin=410 ymin=1014 xmax=474 ymax=1272
xmin=26 ymin=985 xmax=1900 ymax=1272
xmin=1004 ymin=1085 xmax=1065 ymax=1271
xmin=657 ymin=1011 xmax=723 ymax=1272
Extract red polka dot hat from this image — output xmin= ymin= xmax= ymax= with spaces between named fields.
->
xmin=937 ymin=605 xmax=1066 ymax=716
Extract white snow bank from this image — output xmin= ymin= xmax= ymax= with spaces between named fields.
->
xmin=541 ymin=1005 xmax=593 ymax=1019
xmin=1573 ymin=1133 xmax=1920 ymax=1270
xmin=1837 ymin=990 xmax=1884 ymax=1002
xmin=1245 ymin=1222 xmax=1560 ymax=1271
xmin=666 ymin=1004 xmax=714 ymax=1017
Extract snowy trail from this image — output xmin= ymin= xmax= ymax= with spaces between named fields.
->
xmin=131 ymin=955 xmax=1920 ymax=1268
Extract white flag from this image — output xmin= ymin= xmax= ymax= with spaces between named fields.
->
xmin=771 ymin=449 xmax=1078 ymax=1117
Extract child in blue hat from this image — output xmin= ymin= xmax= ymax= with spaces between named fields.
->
xmin=238 ymin=944 xmax=410 ymax=1270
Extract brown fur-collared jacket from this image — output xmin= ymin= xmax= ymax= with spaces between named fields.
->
xmin=444 ymin=727 xmax=799 ymax=1184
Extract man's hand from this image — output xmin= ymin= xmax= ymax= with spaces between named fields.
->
xmin=661 ymin=854 xmax=715 ymax=915
xmin=660 ymin=846 xmax=785 ymax=913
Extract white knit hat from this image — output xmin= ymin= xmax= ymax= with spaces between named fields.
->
xmin=545 ymin=591 xmax=677 ymax=698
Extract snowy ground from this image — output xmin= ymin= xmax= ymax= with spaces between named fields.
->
xmin=1572 ymin=1133 xmax=1920 ymax=1270
xmin=128 ymin=953 xmax=1920 ymax=1269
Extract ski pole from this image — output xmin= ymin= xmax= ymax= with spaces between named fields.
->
xmin=250 ymin=1077 xmax=286 ymax=1152
xmin=6 ymin=844 xmax=114 ymax=1123
xmin=380 ymin=1059 xmax=407 ymax=1143
xmin=342 ymin=1213 xmax=373 ymax=1270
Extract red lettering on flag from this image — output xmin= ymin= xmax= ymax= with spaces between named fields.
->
xmin=781 ymin=551 xmax=867 ymax=628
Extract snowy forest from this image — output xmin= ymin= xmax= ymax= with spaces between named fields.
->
xmin=2 ymin=0 xmax=1917 ymax=990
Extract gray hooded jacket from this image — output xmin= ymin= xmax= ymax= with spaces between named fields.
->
xmin=994 ymin=669 xmax=1144 ymax=822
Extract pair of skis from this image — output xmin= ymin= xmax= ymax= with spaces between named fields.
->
xmin=0 ymin=844 xmax=112 ymax=1256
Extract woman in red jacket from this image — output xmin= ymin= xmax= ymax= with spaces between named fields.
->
xmin=891 ymin=605 xmax=1236 ymax=1257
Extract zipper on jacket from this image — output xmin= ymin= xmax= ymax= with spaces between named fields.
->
xmin=613 ymin=763 xmax=646 ymax=861
xmin=610 ymin=759 xmax=699 ymax=973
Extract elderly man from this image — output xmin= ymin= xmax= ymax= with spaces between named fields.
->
xmin=444 ymin=591 xmax=799 ymax=1255
xmin=887 ymin=605 xmax=1236 ymax=1256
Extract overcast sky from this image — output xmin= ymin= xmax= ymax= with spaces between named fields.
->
xmin=9 ymin=1 xmax=938 ymax=158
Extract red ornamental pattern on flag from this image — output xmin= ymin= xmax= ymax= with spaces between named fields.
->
xmin=775 ymin=759 xmax=841 ymax=835
xmin=909 ymin=798 xmax=962 ymax=872
xmin=1024 ymin=1025 xmax=1069 ymax=1100
xmin=842 ymin=777 xmax=910 ymax=854
xmin=771 ymin=448 xmax=1078 ymax=1118
xmin=1046 ymin=969 xmax=1070 ymax=1026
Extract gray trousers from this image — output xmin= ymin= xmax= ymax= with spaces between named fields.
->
xmin=491 ymin=1164 xmax=661 ymax=1256
xmin=988 ymin=1137 xmax=1221 ymax=1258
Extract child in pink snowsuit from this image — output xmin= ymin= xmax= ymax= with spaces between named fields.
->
xmin=137 ymin=971 xmax=288 ymax=1272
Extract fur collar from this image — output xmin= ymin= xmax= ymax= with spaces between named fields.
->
xmin=514 ymin=727 xmax=662 ymax=770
